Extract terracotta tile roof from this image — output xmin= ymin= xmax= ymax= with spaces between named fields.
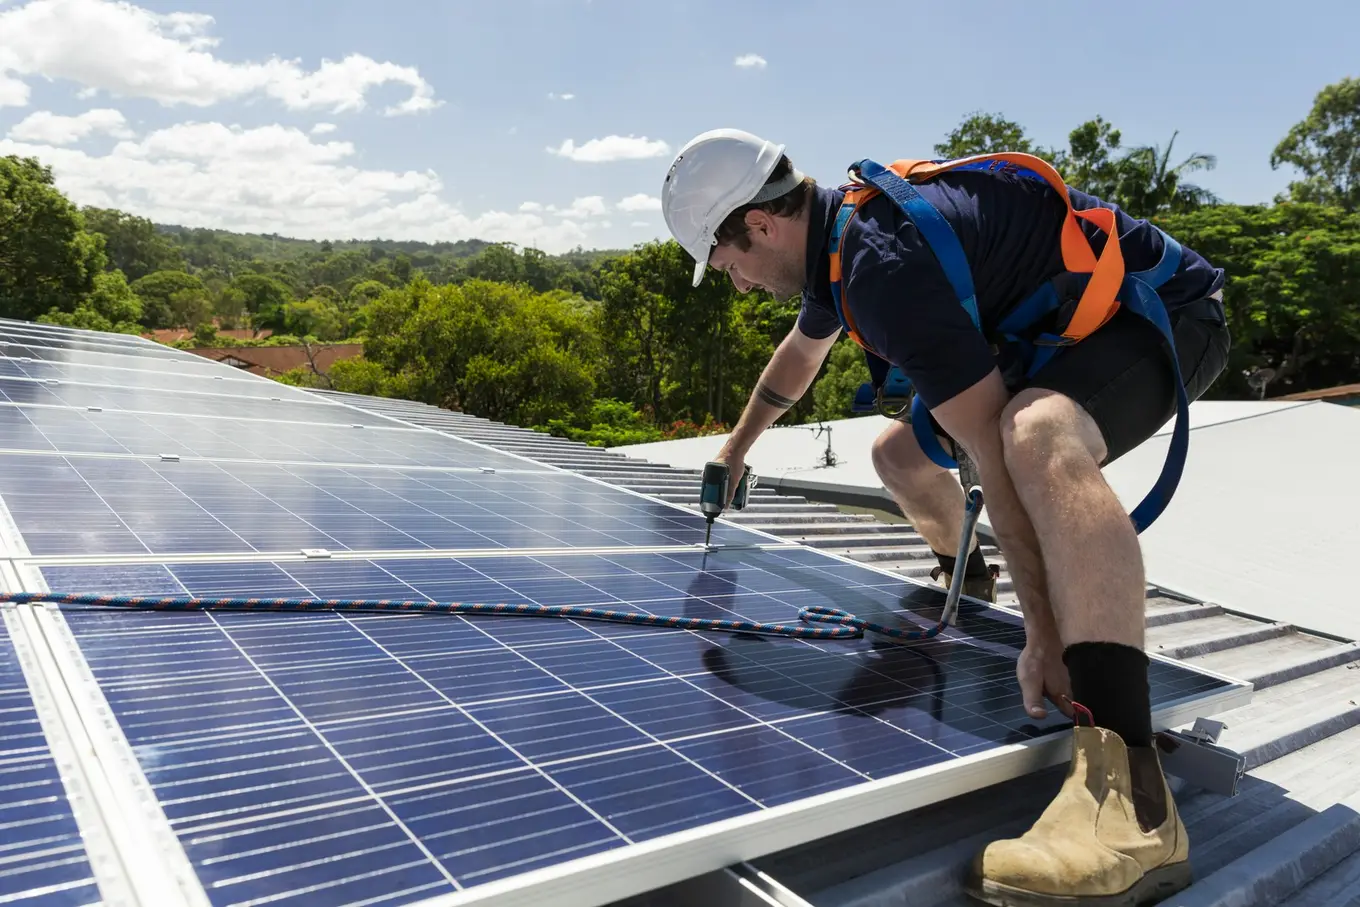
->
xmin=189 ymin=344 xmax=363 ymax=377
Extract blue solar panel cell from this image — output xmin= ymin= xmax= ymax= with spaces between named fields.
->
xmin=0 ymin=455 xmax=765 ymax=556
xmin=35 ymin=546 xmax=1235 ymax=904
xmin=0 ymin=619 xmax=103 ymax=906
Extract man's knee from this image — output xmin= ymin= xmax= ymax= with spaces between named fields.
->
xmin=871 ymin=419 xmax=945 ymax=485
xmin=1000 ymin=388 xmax=1107 ymax=481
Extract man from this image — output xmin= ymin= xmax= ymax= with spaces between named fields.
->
xmin=660 ymin=127 xmax=1230 ymax=907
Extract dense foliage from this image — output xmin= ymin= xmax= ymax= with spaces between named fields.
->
xmin=2 ymin=76 xmax=1357 ymax=444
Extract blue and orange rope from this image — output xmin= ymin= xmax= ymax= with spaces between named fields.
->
xmin=0 ymin=591 xmax=952 ymax=641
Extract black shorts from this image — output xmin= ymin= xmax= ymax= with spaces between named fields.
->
xmin=908 ymin=294 xmax=1231 ymax=465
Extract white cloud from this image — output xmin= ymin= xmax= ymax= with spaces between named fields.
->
xmin=7 ymin=107 xmax=132 ymax=144
xmin=1 ymin=121 xmax=590 ymax=252
xmin=734 ymin=53 xmax=767 ymax=69
xmin=310 ymin=122 xmax=337 ymax=135
xmin=518 ymin=201 xmax=543 ymax=212
xmin=0 ymin=0 xmax=440 ymax=115
xmin=617 ymin=193 xmax=660 ymax=212
xmin=548 ymin=196 xmax=607 ymax=218
xmin=547 ymin=91 xmax=575 ymax=101
xmin=630 ymin=221 xmax=650 ymax=228
xmin=548 ymin=135 xmax=670 ymax=163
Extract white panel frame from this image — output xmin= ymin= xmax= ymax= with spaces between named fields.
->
xmin=11 ymin=570 xmax=213 ymax=907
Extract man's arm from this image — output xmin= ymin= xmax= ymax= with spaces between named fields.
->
xmin=929 ymin=367 xmax=1060 ymax=646
xmin=720 ymin=326 xmax=838 ymax=462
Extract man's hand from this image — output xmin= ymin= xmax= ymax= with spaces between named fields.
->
xmin=1017 ymin=640 xmax=1074 ymax=720
xmin=713 ymin=447 xmax=747 ymax=507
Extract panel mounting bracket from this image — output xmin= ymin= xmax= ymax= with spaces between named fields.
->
xmin=1156 ymin=717 xmax=1246 ymax=797
xmin=300 ymin=548 xmax=332 ymax=559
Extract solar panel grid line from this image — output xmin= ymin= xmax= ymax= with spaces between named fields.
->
xmin=21 ymin=603 xmax=216 ymax=907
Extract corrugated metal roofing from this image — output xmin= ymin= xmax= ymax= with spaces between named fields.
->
xmin=311 ymin=388 xmax=1360 ymax=907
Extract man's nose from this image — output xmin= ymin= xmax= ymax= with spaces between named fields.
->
xmin=729 ymin=273 xmax=753 ymax=293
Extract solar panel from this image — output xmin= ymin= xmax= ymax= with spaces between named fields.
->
xmin=0 ymin=320 xmax=1252 ymax=907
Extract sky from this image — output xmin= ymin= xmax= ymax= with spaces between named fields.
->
xmin=1 ymin=0 xmax=1356 ymax=255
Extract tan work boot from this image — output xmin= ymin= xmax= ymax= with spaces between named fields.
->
xmin=964 ymin=725 xmax=1191 ymax=906
xmin=930 ymin=562 xmax=1000 ymax=603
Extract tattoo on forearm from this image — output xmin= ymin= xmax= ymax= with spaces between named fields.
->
xmin=755 ymin=381 xmax=797 ymax=410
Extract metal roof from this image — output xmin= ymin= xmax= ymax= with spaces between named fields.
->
xmin=311 ymin=388 xmax=1360 ymax=907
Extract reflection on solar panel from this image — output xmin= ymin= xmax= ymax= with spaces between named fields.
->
xmin=0 ymin=321 xmax=1251 ymax=907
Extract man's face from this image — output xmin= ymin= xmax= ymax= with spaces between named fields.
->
xmin=705 ymin=214 xmax=805 ymax=300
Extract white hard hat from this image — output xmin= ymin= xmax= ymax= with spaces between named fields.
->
xmin=661 ymin=128 xmax=803 ymax=287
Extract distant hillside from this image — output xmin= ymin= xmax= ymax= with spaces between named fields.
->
xmin=151 ymin=223 xmax=625 ymax=266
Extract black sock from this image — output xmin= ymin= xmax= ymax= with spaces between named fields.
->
xmin=934 ymin=547 xmax=989 ymax=578
xmin=1062 ymin=641 xmax=1154 ymax=747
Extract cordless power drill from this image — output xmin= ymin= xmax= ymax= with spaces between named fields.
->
xmin=699 ymin=460 xmax=753 ymax=547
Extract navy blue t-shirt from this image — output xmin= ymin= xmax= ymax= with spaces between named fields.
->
xmin=797 ymin=166 xmax=1225 ymax=408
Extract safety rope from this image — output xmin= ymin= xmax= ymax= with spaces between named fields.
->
xmin=0 ymin=592 xmax=950 ymax=641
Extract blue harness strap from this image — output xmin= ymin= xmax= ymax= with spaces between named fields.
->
xmin=848 ymin=158 xmax=1191 ymax=534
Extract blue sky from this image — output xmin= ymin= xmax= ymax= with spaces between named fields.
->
xmin=1 ymin=0 xmax=1356 ymax=253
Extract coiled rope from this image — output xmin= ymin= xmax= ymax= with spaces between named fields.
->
xmin=0 ymin=591 xmax=950 ymax=641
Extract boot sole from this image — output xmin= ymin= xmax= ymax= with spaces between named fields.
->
xmin=964 ymin=860 xmax=1193 ymax=907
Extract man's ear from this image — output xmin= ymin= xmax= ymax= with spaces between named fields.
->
xmin=744 ymin=208 xmax=775 ymax=239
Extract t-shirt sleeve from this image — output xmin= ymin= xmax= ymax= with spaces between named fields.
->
xmin=843 ymin=227 xmax=997 ymax=410
xmin=795 ymin=289 xmax=844 ymax=340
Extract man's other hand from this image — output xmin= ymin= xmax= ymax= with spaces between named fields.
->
xmin=1017 ymin=641 xmax=1074 ymax=721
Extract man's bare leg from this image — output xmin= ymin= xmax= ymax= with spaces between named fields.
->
xmin=870 ymin=420 xmax=965 ymax=556
xmin=964 ymin=388 xmax=1188 ymax=907
xmin=999 ymin=388 xmax=1145 ymax=650
xmin=870 ymin=421 xmax=998 ymax=602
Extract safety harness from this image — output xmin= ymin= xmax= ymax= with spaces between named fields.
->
xmin=828 ymin=152 xmax=1189 ymax=534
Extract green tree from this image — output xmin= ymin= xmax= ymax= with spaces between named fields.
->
xmin=811 ymin=338 xmax=873 ymax=421
xmin=0 ymin=155 xmax=105 ymax=321
xmin=167 ymin=288 xmax=213 ymax=330
xmin=934 ymin=111 xmax=1046 ymax=159
xmin=1155 ymin=201 xmax=1360 ymax=398
xmin=359 ymin=277 xmax=602 ymax=425
xmin=80 ymin=208 xmax=184 ymax=281
xmin=129 ymin=270 xmax=205 ymax=329
xmin=1119 ymin=131 xmax=1220 ymax=216
xmin=1271 ymin=76 xmax=1360 ymax=211
xmin=37 ymin=270 xmax=143 ymax=335
xmin=231 ymin=271 xmax=292 ymax=324
xmin=283 ymin=298 xmax=347 ymax=341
